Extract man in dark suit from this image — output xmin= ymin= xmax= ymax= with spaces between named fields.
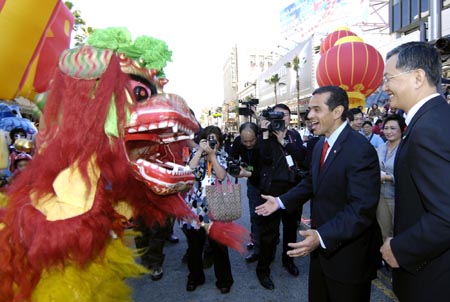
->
xmin=380 ymin=41 xmax=450 ymax=302
xmin=256 ymin=85 xmax=382 ymax=302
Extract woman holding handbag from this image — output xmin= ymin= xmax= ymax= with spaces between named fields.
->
xmin=182 ymin=126 xmax=234 ymax=294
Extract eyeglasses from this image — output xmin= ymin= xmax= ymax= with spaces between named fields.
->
xmin=383 ymin=70 xmax=416 ymax=85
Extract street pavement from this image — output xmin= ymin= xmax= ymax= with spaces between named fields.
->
xmin=129 ymin=178 xmax=398 ymax=302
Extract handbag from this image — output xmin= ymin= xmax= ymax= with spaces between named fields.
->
xmin=205 ymin=177 xmax=242 ymax=222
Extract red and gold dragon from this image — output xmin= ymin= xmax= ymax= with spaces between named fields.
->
xmin=0 ymin=28 xmax=246 ymax=302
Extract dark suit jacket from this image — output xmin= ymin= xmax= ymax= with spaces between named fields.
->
xmin=280 ymin=124 xmax=382 ymax=284
xmin=391 ymin=95 xmax=450 ymax=302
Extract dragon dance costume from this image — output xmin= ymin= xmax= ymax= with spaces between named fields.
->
xmin=0 ymin=27 xmax=247 ymax=302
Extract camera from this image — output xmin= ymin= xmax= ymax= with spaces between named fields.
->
xmin=207 ymin=134 xmax=217 ymax=149
xmin=261 ymin=107 xmax=285 ymax=131
xmin=238 ymin=98 xmax=259 ymax=116
xmin=227 ymin=157 xmax=247 ymax=177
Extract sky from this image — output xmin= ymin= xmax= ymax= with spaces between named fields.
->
xmin=70 ymin=0 xmax=282 ymax=117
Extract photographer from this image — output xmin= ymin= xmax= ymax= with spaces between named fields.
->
xmin=256 ymin=104 xmax=306 ymax=290
xmin=229 ymin=122 xmax=261 ymax=263
xmin=182 ymin=126 xmax=234 ymax=294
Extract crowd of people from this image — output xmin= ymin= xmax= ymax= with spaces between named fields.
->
xmin=147 ymin=41 xmax=450 ymax=302
xmin=0 ymin=127 xmax=34 ymax=187
xmin=2 ymin=41 xmax=449 ymax=302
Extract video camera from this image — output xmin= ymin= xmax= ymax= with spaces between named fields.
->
xmin=261 ymin=107 xmax=285 ymax=132
xmin=227 ymin=157 xmax=247 ymax=177
xmin=238 ymin=98 xmax=259 ymax=116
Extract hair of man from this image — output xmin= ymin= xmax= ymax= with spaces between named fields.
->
xmin=386 ymin=41 xmax=441 ymax=87
xmin=312 ymin=85 xmax=349 ymax=121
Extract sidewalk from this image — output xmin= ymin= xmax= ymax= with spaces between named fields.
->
xmin=129 ymin=178 xmax=396 ymax=302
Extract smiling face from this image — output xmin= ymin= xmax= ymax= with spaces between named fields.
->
xmin=383 ymin=120 xmax=402 ymax=143
xmin=307 ymin=92 xmax=344 ymax=138
xmin=382 ymin=54 xmax=417 ymax=113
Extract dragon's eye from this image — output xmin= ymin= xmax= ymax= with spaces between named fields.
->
xmin=128 ymin=74 xmax=158 ymax=103
xmin=134 ymin=86 xmax=150 ymax=102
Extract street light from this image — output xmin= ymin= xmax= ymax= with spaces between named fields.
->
xmin=277 ymin=45 xmax=290 ymax=52
xmin=271 ymin=51 xmax=283 ymax=57
xmin=285 ymin=37 xmax=300 ymax=44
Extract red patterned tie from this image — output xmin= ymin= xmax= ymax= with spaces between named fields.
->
xmin=320 ymin=141 xmax=329 ymax=170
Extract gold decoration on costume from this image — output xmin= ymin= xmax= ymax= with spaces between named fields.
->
xmin=14 ymin=138 xmax=35 ymax=153
xmin=33 ymin=155 xmax=100 ymax=221
xmin=114 ymin=201 xmax=134 ymax=220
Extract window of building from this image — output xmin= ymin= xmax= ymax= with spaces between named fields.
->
xmin=390 ymin=0 xmax=430 ymax=33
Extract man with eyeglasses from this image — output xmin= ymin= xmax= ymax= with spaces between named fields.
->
xmin=380 ymin=41 xmax=450 ymax=302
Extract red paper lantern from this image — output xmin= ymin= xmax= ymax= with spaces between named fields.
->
xmin=316 ymin=40 xmax=384 ymax=108
xmin=320 ymin=28 xmax=357 ymax=55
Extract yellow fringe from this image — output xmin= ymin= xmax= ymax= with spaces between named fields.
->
xmin=32 ymin=238 xmax=148 ymax=302
xmin=0 ymin=192 xmax=7 ymax=230
xmin=0 ymin=192 xmax=8 ymax=208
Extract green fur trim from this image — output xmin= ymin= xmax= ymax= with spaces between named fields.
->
xmin=86 ymin=27 xmax=172 ymax=77
xmin=104 ymin=95 xmax=119 ymax=138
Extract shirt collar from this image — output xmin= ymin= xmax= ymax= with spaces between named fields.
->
xmin=405 ymin=93 xmax=439 ymax=125
xmin=326 ymin=121 xmax=347 ymax=149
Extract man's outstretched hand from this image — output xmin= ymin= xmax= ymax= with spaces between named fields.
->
xmin=287 ymin=230 xmax=320 ymax=257
xmin=255 ymin=194 xmax=279 ymax=216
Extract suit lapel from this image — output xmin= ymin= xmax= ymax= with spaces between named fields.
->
xmin=312 ymin=137 xmax=325 ymax=191
xmin=315 ymin=125 xmax=350 ymax=188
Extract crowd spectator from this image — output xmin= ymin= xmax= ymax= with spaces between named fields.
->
xmin=348 ymin=108 xmax=364 ymax=132
xmin=376 ymin=115 xmax=406 ymax=241
xmin=133 ymin=216 xmax=173 ymax=281
xmin=182 ymin=126 xmax=233 ymax=294
xmin=299 ymin=110 xmax=320 ymax=173
xmin=361 ymin=121 xmax=384 ymax=148
xmin=8 ymin=128 xmax=27 ymax=173
xmin=229 ymin=122 xmax=261 ymax=263
xmin=7 ymin=152 xmax=32 ymax=184
xmin=222 ymin=127 xmax=234 ymax=155
xmin=372 ymin=119 xmax=384 ymax=138
xmin=367 ymin=103 xmax=382 ymax=121
xmin=255 ymin=104 xmax=306 ymax=290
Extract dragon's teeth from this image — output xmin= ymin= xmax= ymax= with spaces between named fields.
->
xmin=172 ymin=123 xmax=179 ymax=133
xmin=138 ymin=125 xmax=148 ymax=132
xmin=149 ymin=123 xmax=158 ymax=130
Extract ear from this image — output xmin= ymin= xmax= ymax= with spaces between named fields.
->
xmin=333 ymin=105 xmax=344 ymax=120
xmin=414 ymin=69 xmax=427 ymax=88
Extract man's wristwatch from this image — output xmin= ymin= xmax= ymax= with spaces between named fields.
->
xmin=281 ymin=139 xmax=289 ymax=147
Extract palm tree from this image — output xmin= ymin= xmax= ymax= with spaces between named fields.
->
xmin=265 ymin=74 xmax=284 ymax=105
xmin=286 ymin=56 xmax=306 ymax=128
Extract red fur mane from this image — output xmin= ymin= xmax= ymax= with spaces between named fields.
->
xmin=0 ymin=54 xmax=193 ymax=301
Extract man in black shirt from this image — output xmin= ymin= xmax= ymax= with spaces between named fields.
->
xmin=256 ymin=104 xmax=306 ymax=290
xmin=229 ymin=122 xmax=261 ymax=263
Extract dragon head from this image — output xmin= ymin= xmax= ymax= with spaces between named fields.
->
xmin=53 ymin=27 xmax=199 ymax=195
xmin=123 ymin=91 xmax=198 ymax=195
